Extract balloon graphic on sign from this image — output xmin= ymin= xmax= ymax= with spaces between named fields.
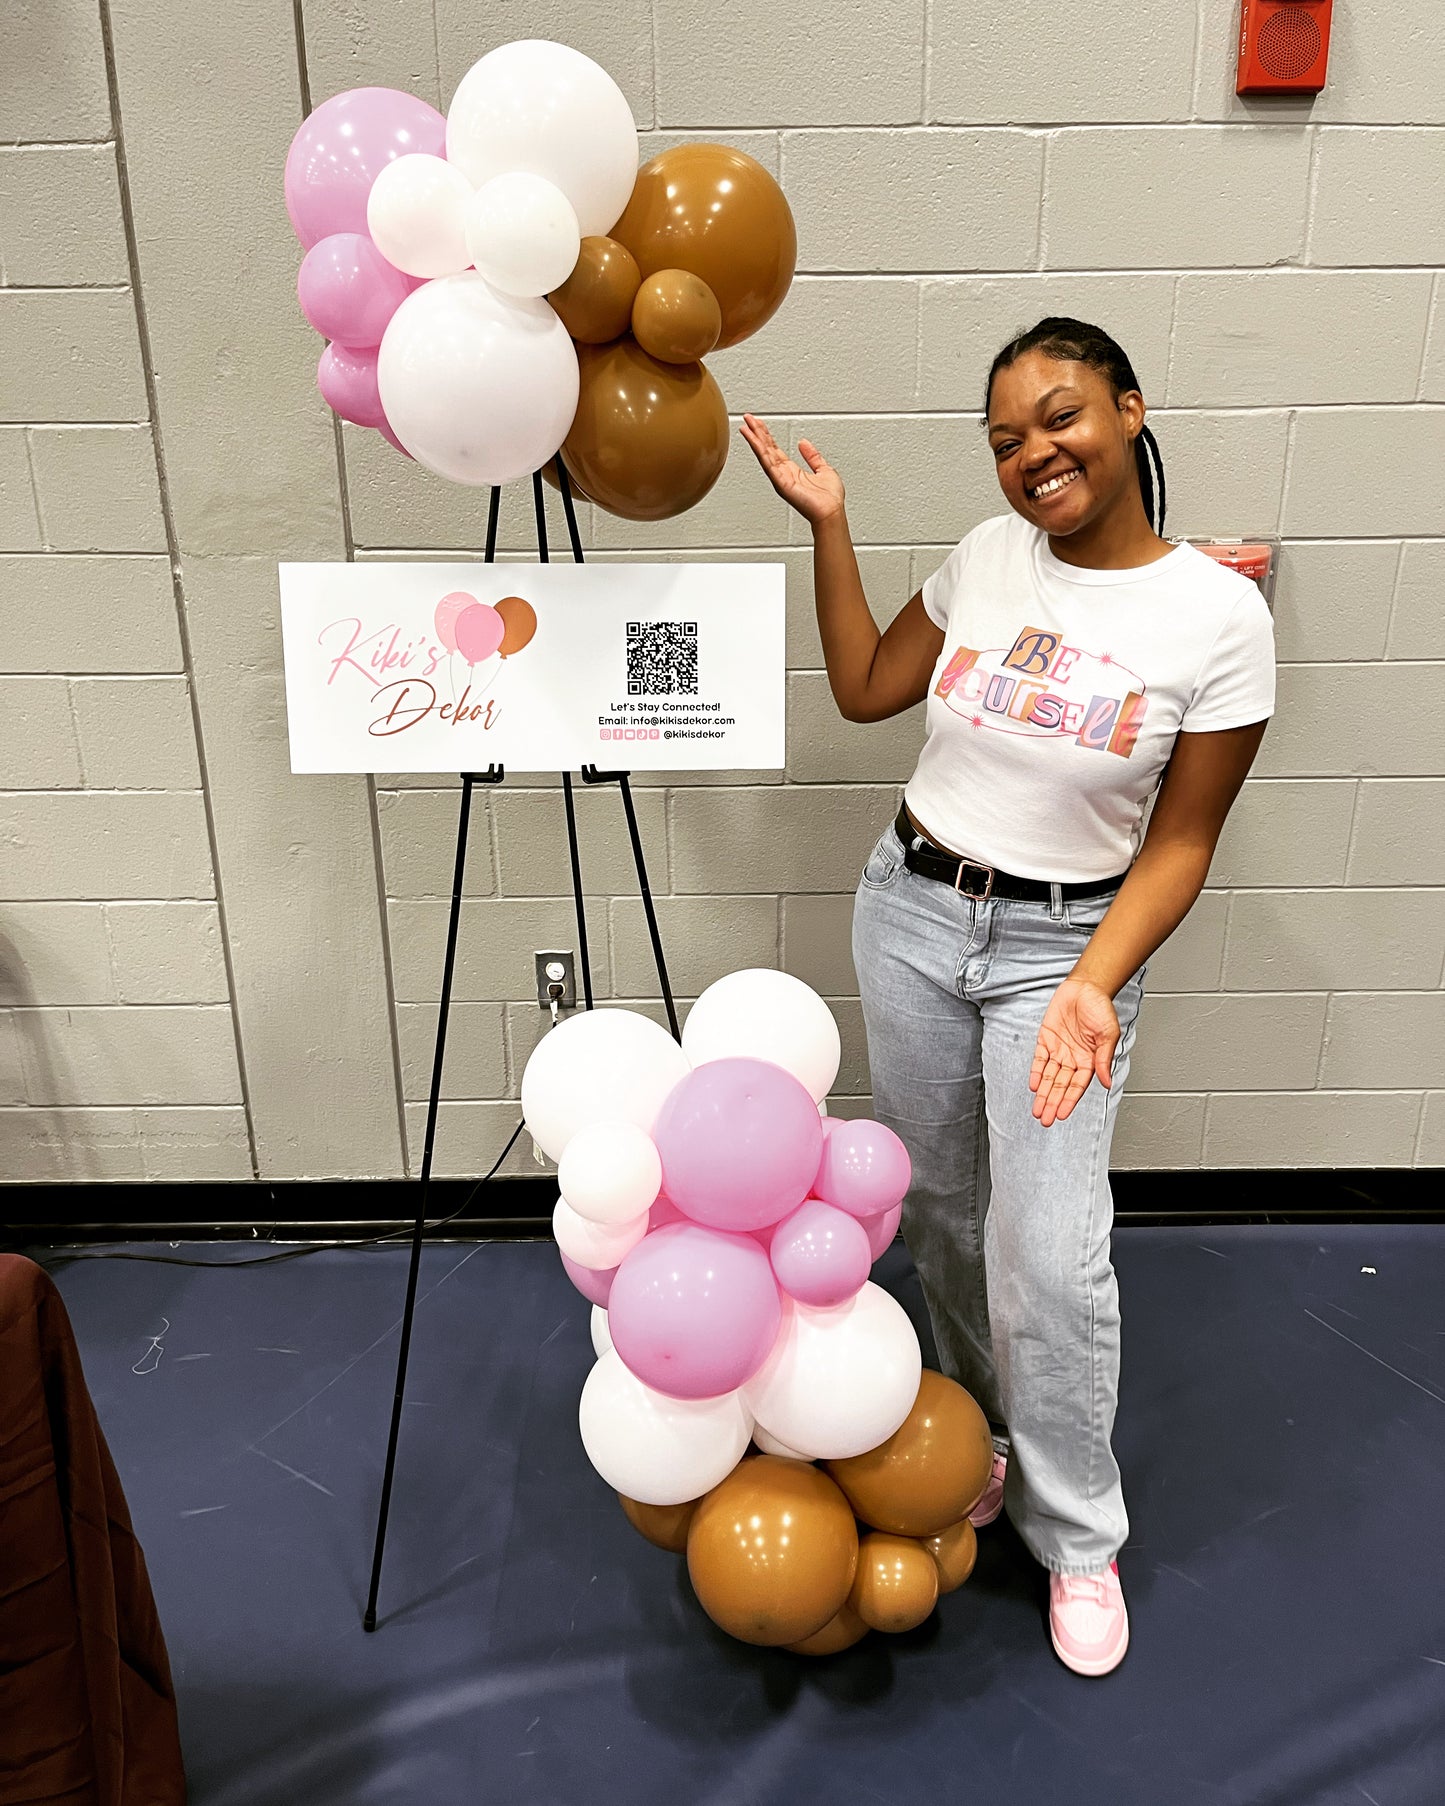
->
xmin=454 ymin=601 xmax=506 ymax=665
xmin=434 ymin=590 xmax=476 ymax=654
xmin=495 ymin=595 xmax=538 ymax=657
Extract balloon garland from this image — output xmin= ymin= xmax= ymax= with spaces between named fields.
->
xmin=521 ymin=970 xmax=995 ymax=1654
xmin=284 ymin=40 xmax=796 ymax=519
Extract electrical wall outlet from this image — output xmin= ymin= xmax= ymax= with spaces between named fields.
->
xmin=535 ymin=950 xmax=576 ymax=1010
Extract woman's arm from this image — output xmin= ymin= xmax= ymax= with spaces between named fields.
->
xmin=1029 ymin=720 xmax=1268 ymax=1126
xmin=740 ymin=415 xmax=945 ymax=722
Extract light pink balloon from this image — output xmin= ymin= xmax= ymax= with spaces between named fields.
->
xmin=378 ymin=421 xmax=412 ymax=458
xmin=813 ymin=1118 xmax=911 ymax=1220
xmin=865 ymin=1201 xmax=903 ymax=1262
xmin=769 ymin=1198 xmax=871 ymax=1308
xmin=317 ymin=342 xmax=386 ymax=429
xmin=297 ymin=233 xmax=414 ymax=346
xmin=654 ymin=1057 xmax=823 ymax=1234
xmin=434 ymin=591 xmax=476 ymax=655
xmin=560 ymin=1249 xmax=616 ymax=1307
xmin=454 ymin=601 xmax=505 ymax=664
xmin=285 ymin=87 xmax=447 ymax=250
xmin=608 ymin=1223 xmax=781 ymax=1400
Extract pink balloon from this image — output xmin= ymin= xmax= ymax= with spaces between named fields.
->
xmin=560 ymin=1250 xmax=616 ymax=1308
xmin=654 ymin=1057 xmax=823 ymax=1233
xmin=769 ymin=1198 xmax=871 ymax=1308
xmin=317 ymin=342 xmax=386 ymax=429
xmin=297 ymin=233 xmax=414 ymax=346
xmin=454 ymin=602 xmax=505 ymax=664
xmin=813 ymin=1118 xmax=911 ymax=1220
xmin=864 ymin=1201 xmax=903 ymax=1262
xmin=285 ymin=87 xmax=447 ymax=250
xmin=608 ymin=1224 xmax=781 ymax=1399
xmin=434 ymin=591 xmax=476 ymax=655
xmin=378 ymin=421 xmax=412 ymax=458
xmin=648 ymin=1193 xmax=687 ymax=1232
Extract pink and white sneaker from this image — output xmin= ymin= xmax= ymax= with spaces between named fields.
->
xmin=1049 ymin=1560 xmax=1129 ymax=1676
xmin=968 ymin=1451 xmax=1008 ymax=1527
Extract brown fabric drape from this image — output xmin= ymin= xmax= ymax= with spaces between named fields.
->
xmin=0 ymin=1255 xmax=186 ymax=1805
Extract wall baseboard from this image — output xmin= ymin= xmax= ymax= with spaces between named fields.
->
xmin=2 ymin=1170 xmax=1441 ymax=1244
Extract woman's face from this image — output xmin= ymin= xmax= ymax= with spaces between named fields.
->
xmin=986 ymin=351 xmax=1144 ymax=537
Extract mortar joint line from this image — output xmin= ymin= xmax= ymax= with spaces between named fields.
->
xmin=1415 ymin=270 xmax=1442 ymax=403
xmin=96 ymin=0 xmax=260 ymax=1181
xmin=1381 ymin=541 xmax=1410 ymax=659
xmin=18 ymin=425 xmax=46 ymax=548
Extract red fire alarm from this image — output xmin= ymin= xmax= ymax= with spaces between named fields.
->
xmin=1236 ymin=0 xmax=1333 ymax=95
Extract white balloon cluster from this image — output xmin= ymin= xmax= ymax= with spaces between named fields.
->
xmin=371 ymin=40 xmax=638 ymax=486
xmin=521 ymin=971 xmax=924 ymax=1510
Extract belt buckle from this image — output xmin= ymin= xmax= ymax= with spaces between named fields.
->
xmin=953 ymin=859 xmax=994 ymax=901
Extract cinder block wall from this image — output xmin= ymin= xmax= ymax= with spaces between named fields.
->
xmin=2 ymin=1 xmax=1441 ymax=1182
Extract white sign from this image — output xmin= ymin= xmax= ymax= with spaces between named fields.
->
xmin=278 ymin=562 xmax=786 ymax=773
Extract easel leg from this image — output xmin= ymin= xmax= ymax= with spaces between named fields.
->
xmin=364 ymin=772 xmax=479 ymax=1631
xmin=618 ymin=775 xmax=680 ymax=1041
xmin=561 ymin=771 xmax=596 ymax=1010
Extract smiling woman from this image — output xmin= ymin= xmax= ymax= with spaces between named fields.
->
xmin=983 ymin=317 xmax=1168 ymax=558
xmin=739 ymin=313 xmax=1277 ymax=1679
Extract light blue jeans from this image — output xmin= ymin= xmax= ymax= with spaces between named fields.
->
xmin=852 ymin=817 xmax=1146 ymax=1576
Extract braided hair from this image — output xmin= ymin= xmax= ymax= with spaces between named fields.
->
xmin=983 ymin=317 xmax=1167 ymax=536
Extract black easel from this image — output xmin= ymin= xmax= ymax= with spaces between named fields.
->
xmin=363 ymin=456 xmax=678 ymax=1631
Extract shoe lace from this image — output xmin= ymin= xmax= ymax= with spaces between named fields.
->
xmin=1056 ymin=1572 xmax=1111 ymax=1609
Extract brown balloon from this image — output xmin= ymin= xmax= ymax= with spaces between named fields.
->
xmin=619 ymin=1492 xmax=699 ymax=1554
xmin=547 ymin=235 xmax=641 ymax=344
xmin=494 ymin=594 xmax=536 ymax=658
xmin=784 ymin=1604 xmax=869 ymax=1657
xmin=826 ymin=1369 xmax=994 ymax=1538
xmin=848 ymin=1532 xmax=940 ymax=1635
xmin=687 ymin=1455 xmax=859 ymax=1648
xmin=923 ymin=1518 xmax=978 ymax=1594
xmin=631 ymin=269 xmax=722 ymax=364
xmin=562 ymin=337 xmax=729 ymax=523
xmin=541 ymin=454 xmax=595 ymax=504
xmin=610 ymin=144 xmax=796 ymax=351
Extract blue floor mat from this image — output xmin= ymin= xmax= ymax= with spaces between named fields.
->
xmin=45 ymin=1224 xmax=1445 ymax=1806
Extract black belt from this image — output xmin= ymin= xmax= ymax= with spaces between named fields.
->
xmin=894 ymin=805 xmax=1127 ymax=903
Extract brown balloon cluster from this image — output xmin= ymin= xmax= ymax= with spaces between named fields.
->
xmin=545 ymin=143 xmax=796 ymax=522
xmin=619 ymin=1371 xmax=994 ymax=1655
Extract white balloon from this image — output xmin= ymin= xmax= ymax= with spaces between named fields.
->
xmin=366 ymin=154 xmax=473 ymax=279
xmin=446 ymin=39 xmax=638 ymax=238
xmin=466 ymin=172 xmax=580 ymax=299
xmin=559 ymin=1121 xmax=662 ymax=1227
xmin=579 ymin=1348 xmax=752 ymax=1507
xmin=522 ymin=1007 xmax=690 ymax=1164
xmin=683 ymin=970 xmax=842 ymax=1105
xmin=591 ymin=1305 xmax=613 ymax=1358
xmin=751 ymin=1423 xmax=809 ymax=1460
xmin=553 ymin=1196 xmax=648 ymax=1271
xmin=742 ymin=1283 xmax=922 ymax=1461
xmin=377 ymin=271 xmax=578 ymax=486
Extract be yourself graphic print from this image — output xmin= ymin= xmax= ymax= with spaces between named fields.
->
xmin=934 ymin=628 xmax=1148 ymax=759
xmin=903 ymin=513 xmax=1275 ymax=883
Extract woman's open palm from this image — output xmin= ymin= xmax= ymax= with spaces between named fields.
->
xmin=739 ymin=414 xmax=845 ymax=527
xmin=1030 ymin=978 xmax=1120 ymax=1127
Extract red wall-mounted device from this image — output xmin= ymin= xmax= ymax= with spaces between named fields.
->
xmin=1236 ymin=0 xmax=1333 ymax=95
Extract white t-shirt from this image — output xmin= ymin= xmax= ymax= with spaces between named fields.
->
xmin=904 ymin=512 xmax=1277 ymax=882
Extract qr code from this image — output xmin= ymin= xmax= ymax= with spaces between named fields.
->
xmin=626 ymin=620 xmax=698 ymax=696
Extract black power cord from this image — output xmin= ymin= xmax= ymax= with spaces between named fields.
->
xmin=21 ymin=1118 xmax=530 ymax=1271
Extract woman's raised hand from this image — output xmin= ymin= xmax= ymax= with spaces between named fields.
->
xmin=739 ymin=414 xmax=846 ymax=528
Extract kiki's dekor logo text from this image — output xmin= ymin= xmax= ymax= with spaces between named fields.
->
xmin=316 ymin=590 xmax=537 ymax=738
xmin=935 ymin=624 xmax=1147 ymax=758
